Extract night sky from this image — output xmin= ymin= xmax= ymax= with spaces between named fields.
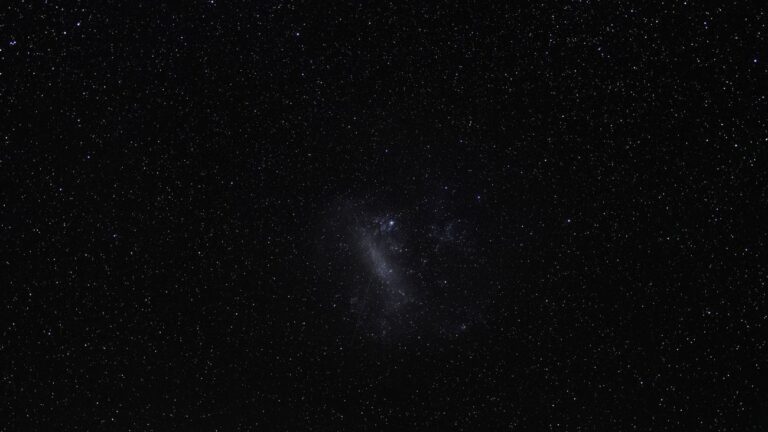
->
xmin=3 ymin=1 xmax=768 ymax=430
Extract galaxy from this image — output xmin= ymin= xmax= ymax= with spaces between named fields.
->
xmin=4 ymin=1 xmax=766 ymax=430
xmin=318 ymin=191 xmax=492 ymax=341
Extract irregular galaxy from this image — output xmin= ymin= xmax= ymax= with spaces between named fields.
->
xmin=318 ymin=193 xmax=491 ymax=341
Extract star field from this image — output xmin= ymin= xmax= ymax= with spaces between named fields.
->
xmin=2 ymin=1 xmax=767 ymax=430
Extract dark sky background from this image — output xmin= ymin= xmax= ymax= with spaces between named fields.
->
xmin=3 ymin=1 xmax=767 ymax=430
